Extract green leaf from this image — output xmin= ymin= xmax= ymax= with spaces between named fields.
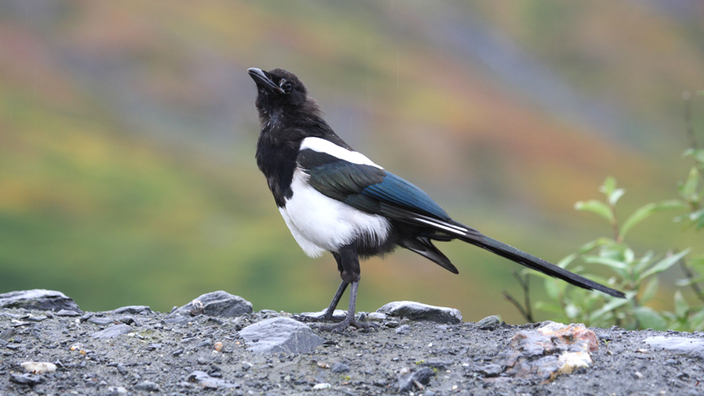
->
xmin=583 ymin=255 xmax=630 ymax=279
xmin=633 ymin=306 xmax=667 ymax=330
xmin=620 ymin=200 xmax=687 ymax=240
xmin=684 ymin=148 xmax=704 ymax=164
xmin=674 ymin=290 xmax=689 ymax=319
xmin=678 ymin=166 xmax=700 ymax=201
xmin=589 ymin=296 xmax=630 ymax=324
xmin=689 ymin=209 xmax=704 ymax=228
xmin=688 ymin=255 xmax=704 ymax=272
xmin=638 ymin=249 xmax=690 ymax=282
xmin=578 ymin=238 xmax=615 ymax=254
xmin=624 ymin=248 xmax=634 ymax=264
xmin=639 ymin=276 xmax=658 ymax=305
xmin=575 ymin=200 xmax=613 ymax=223
xmin=599 ymin=241 xmax=629 ymax=261
xmin=608 ymin=189 xmax=625 ymax=206
xmin=599 ymin=176 xmax=625 ymax=206
xmin=633 ymin=251 xmax=655 ymax=275
xmin=600 ymin=176 xmax=617 ymax=196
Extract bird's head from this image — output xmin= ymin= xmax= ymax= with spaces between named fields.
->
xmin=248 ymin=68 xmax=308 ymax=112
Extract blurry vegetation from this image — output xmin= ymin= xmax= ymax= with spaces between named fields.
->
xmin=2 ymin=1 xmax=704 ymax=321
xmin=507 ymin=93 xmax=704 ymax=330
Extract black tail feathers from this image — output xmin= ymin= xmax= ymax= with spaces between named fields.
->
xmin=457 ymin=228 xmax=625 ymax=298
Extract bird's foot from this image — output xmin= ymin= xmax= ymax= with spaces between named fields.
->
xmin=292 ymin=310 xmax=346 ymax=324
xmin=311 ymin=314 xmax=379 ymax=333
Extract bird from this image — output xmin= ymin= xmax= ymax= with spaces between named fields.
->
xmin=247 ymin=67 xmax=625 ymax=332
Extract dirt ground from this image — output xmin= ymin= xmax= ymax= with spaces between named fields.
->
xmin=1 ymin=303 xmax=703 ymax=396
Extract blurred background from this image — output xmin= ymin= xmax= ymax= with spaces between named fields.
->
xmin=2 ymin=0 xmax=704 ymax=323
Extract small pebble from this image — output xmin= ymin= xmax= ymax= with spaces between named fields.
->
xmin=10 ymin=373 xmax=42 ymax=385
xmin=395 ymin=324 xmax=411 ymax=335
xmin=313 ymin=383 xmax=331 ymax=390
xmin=476 ymin=315 xmax=501 ymax=330
xmin=106 ymin=386 xmax=128 ymax=395
xmin=331 ymin=362 xmax=350 ymax=373
xmin=134 ymin=381 xmax=160 ymax=392
xmin=21 ymin=361 xmax=57 ymax=374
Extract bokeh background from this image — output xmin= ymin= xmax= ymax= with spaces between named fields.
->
xmin=2 ymin=0 xmax=704 ymax=323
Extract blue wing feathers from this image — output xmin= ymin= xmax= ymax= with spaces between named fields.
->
xmin=299 ymin=148 xmax=449 ymax=221
xmin=361 ymin=173 xmax=450 ymax=221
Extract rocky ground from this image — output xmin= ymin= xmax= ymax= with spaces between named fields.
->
xmin=1 ymin=289 xmax=704 ymax=396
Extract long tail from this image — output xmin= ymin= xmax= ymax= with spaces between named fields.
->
xmin=381 ymin=204 xmax=625 ymax=298
xmin=457 ymin=229 xmax=625 ymax=298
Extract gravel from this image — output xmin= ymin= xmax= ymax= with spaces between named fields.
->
xmin=1 ymin=290 xmax=704 ymax=395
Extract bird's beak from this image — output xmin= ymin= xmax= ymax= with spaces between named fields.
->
xmin=248 ymin=68 xmax=284 ymax=93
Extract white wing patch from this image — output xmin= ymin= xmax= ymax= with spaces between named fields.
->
xmin=279 ymin=168 xmax=390 ymax=257
xmin=300 ymin=137 xmax=383 ymax=169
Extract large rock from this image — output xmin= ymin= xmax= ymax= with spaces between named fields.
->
xmin=644 ymin=336 xmax=704 ymax=359
xmin=0 ymin=290 xmax=82 ymax=313
xmin=239 ymin=317 xmax=325 ymax=354
xmin=495 ymin=321 xmax=598 ymax=381
xmin=376 ymin=301 xmax=462 ymax=324
xmin=171 ymin=291 xmax=252 ymax=317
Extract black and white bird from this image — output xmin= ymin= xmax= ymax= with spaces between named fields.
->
xmin=248 ymin=67 xmax=625 ymax=332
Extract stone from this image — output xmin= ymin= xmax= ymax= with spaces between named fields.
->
xmin=644 ymin=336 xmax=704 ymax=359
xmin=111 ymin=305 xmax=153 ymax=315
xmin=106 ymin=386 xmax=128 ymax=395
xmin=377 ymin=301 xmax=462 ymax=324
xmin=239 ymin=317 xmax=325 ymax=354
xmin=171 ymin=291 xmax=252 ymax=318
xmin=91 ymin=324 xmax=132 ymax=339
xmin=9 ymin=373 xmax=43 ymax=385
xmin=0 ymin=290 xmax=81 ymax=313
xmin=21 ymin=362 xmax=57 ymax=374
xmin=496 ymin=321 xmax=597 ymax=381
xmin=0 ymin=328 xmax=17 ymax=341
xmin=476 ymin=315 xmax=501 ymax=330
xmin=397 ymin=367 xmax=436 ymax=392
xmin=187 ymin=370 xmax=239 ymax=389
xmin=331 ymin=362 xmax=350 ymax=373
xmin=88 ymin=316 xmax=114 ymax=326
xmin=478 ymin=363 xmax=503 ymax=377
xmin=56 ymin=309 xmax=81 ymax=316
xmin=134 ymin=381 xmax=160 ymax=392
xmin=296 ymin=309 xmax=347 ymax=322
xmin=366 ymin=312 xmax=387 ymax=322
xmin=395 ymin=324 xmax=411 ymax=335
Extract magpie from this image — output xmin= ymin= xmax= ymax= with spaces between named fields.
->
xmin=248 ymin=67 xmax=625 ymax=332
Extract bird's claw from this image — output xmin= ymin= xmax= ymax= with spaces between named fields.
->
xmin=310 ymin=317 xmax=379 ymax=333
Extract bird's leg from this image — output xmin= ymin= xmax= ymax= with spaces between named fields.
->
xmin=295 ymin=280 xmax=348 ymax=323
xmin=321 ymin=280 xmax=348 ymax=321
xmin=316 ymin=244 xmax=376 ymax=332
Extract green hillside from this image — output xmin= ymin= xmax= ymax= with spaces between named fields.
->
xmin=1 ymin=1 xmax=703 ymax=323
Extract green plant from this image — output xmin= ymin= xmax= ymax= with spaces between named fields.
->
xmin=505 ymin=93 xmax=704 ymax=330
xmin=534 ymin=176 xmax=688 ymax=330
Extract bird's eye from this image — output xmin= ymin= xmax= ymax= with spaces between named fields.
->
xmin=280 ymin=79 xmax=293 ymax=93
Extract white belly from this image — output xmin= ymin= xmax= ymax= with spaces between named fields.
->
xmin=279 ymin=169 xmax=391 ymax=257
